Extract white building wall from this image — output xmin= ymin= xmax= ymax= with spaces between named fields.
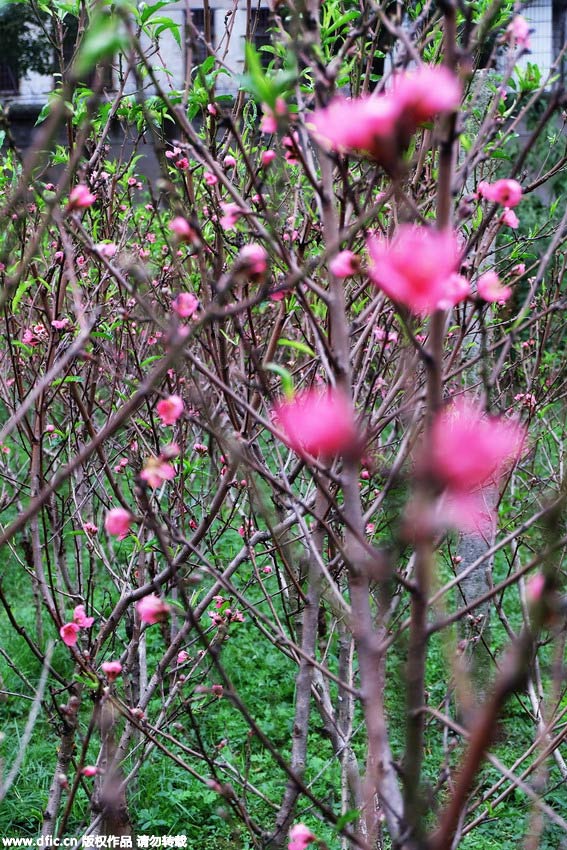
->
xmin=516 ymin=0 xmax=554 ymax=80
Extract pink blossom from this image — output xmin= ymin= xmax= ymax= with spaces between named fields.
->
xmin=220 ymin=202 xmax=244 ymax=230
xmin=288 ymin=824 xmax=316 ymax=850
xmin=137 ymin=594 xmax=171 ymax=624
xmin=68 ymin=185 xmax=96 ymax=210
xmin=101 ymin=660 xmax=122 ymax=681
xmin=207 ymin=103 xmax=218 ymax=116
xmin=507 ymin=15 xmax=531 ymax=50
xmin=261 ymin=150 xmax=277 ymax=167
xmin=500 ymin=208 xmax=519 ymax=229
xmin=477 ymin=271 xmax=512 ymax=304
xmin=437 ymin=273 xmax=471 ymax=309
xmin=204 ymin=171 xmax=218 ymax=186
xmin=165 ymin=147 xmax=182 ymax=159
xmin=526 ymin=573 xmax=545 ymax=604
xmin=430 ymin=399 xmax=525 ymax=494
xmin=211 ymin=684 xmax=224 ymax=697
xmin=392 ymin=65 xmax=461 ymax=126
xmin=81 ymin=766 xmax=98 ymax=777
xmin=104 ymin=508 xmax=133 ymax=540
xmin=274 ymin=389 xmax=359 ymax=458
xmin=73 ymin=605 xmax=94 ymax=628
xmin=512 ymin=263 xmax=526 ymax=275
xmin=96 ymin=242 xmax=117 ymax=258
xmin=238 ymin=244 xmax=268 ymax=277
xmin=171 ymin=292 xmax=199 ymax=318
xmin=223 ymin=155 xmax=237 ymax=168
xmin=329 ymin=250 xmax=360 ymax=278
xmin=140 ymin=456 xmax=176 ymax=489
xmin=60 ymin=622 xmax=80 ymax=646
xmin=177 ymin=650 xmax=189 ymax=664
xmin=169 ymin=217 xmax=197 ymax=242
xmin=83 ymin=522 xmax=98 ymax=535
xmin=51 ymin=318 xmax=71 ymax=330
xmin=262 ymin=565 xmax=273 ymax=574
xmin=156 ymin=395 xmax=184 ymax=426
xmin=367 ymin=225 xmax=461 ymax=314
xmin=175 ymin=158 xmax=189 ymax=170
xmin=213 ymin=595 xmax=225 ymax=609
xmin=478 ymin=179 xmax=522 ymax=207
xmin=309 ymin=66 xmax=460 ymax=164
xmin=309 ymin=95 xmax=400 ymax=162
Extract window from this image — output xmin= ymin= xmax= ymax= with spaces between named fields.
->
xmin=0 ymin=62 xmax=18 ymax=95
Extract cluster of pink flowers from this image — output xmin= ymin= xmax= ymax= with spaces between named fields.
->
xmin=273 ymin=388 xmax=359 ymax=458
xmin=478 ymin=178 xmax=523 ymax=229
xmin=367 ymin=225 xmax=468 ymax=314
xmin=309 ymin=65 xmax=460 ymax=167
xmin=23 ymin=324 xmax=49 ymax=347
xmin=208 ymin=607 xmax=245 ymax=627
xmin=59 ymin=604 xmax=95 ymax=647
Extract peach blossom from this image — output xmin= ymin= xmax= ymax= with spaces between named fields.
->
xmin=60 ymin=622 xmax=80 ymax=646
xmin=274 ymin=389 xmax=359 ymax=458
xmin=136 ymin=593 xmax=170 ymax=624
xmin=477 ymin=271 xmax=512 ymax=303
xmin=156 ymin=395 xmax=184 ymax=426
xmin=104 ymin=508 xmax=133 ymax=540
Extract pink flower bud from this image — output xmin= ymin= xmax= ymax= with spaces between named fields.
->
xmin=101 ymin=660 xmax=123 ymax=682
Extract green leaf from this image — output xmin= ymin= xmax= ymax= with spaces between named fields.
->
xmin=265 ymin=363 xmax=294 ymax=399
xmin=51 ymin=376 xmax=84 ymax=387
xmin=335 ymin=810 xmax=360 ymax=831
xmin=73 ymin=11 xmax=128 ymax=78
xmin=138 ymin=0 xmax=171 ymax=24
xmin=277 ymin=338 xmax=315 ymax=357
xmin=11 ymin=278 xmax=34 ymax=313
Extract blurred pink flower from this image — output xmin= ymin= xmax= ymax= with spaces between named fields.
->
xmin=223 ymin=155 xmax=237 ymax=168
xmin=68 ymin=185 xmax=96 ymax=210
xmin=288 ymin=824 xmax=316 ymax=850
xmin=60 ymin=622 xmax=80 ymax=646
xmin=101 ymin=661 xmax=122 ymax=682
xmin=329 ymin=250 xmax=360 ymax=278
xmin=367 ymin=225 xmax=461 ymax=313
xmin=274 ymin=389 xmax=359 ymax=458
xmin=104 ymin=508 xmax=132 ymax=540
xmin=392 ymin=64 xmax=461 ymax=126
xmin=73 ymin=605 xmax=94 ymax=628
xmin=156 ymin=395 xmax=184 ymax=426
xmin=169 ymin=217 xmax=196 ymax=242
xmin=507 ymin=15 xmax=531 ymax=50
xmin=431 ymin=399 xmax=525 ymax=494
xmin=238 ymin=244 xmax=268 ymax=277
xmin=137 ymin=594 xmax=171 ymax=625
xmin=477 ymin=271 xmax=512 ymax=303
xmin=500 ymin=208 xmax=519 ymax=229
xmin=437 ymin=273 xmax=471 ymax=309
xmin=140 ymin=456 xmax=176 ymax=489
xmin=309 ymin=95 xmax=400 ymax=162
xmin=220 ymin=202 xmax=244 ymax=230
xmin=177 ymin=650 xmax=189 ymax=664
xmin=478 ymin=179 xmax=522 ymax=207
xmin=81 ymin=766 xmax=98 ymax=777
xmin=171 ymin=292 xmax=199 ymax=318
xmin=261 ymin=150 xmax=277 ymax=167
xmin=204 ymin=172 xmax=218 ymax=186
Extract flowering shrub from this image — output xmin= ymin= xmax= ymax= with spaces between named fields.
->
xmin=1 ymin=1 xmax=567 ymax=848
